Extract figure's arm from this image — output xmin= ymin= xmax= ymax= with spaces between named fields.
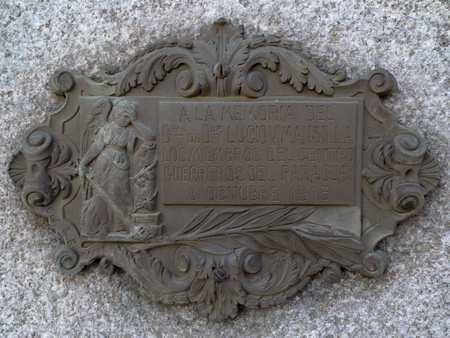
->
xmin=130 ymin=118 xmax=155 ymax=142
xmin=79 ymin=141 xmax=104 ymax=180
xmin=124 ymin=110 xmax=155 ymax=142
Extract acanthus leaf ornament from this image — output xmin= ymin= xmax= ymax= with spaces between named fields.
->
xmin=8 ymin=19 xmax=439 ymax=321
xmin=105 ymin=18 xmax=346 ymax=98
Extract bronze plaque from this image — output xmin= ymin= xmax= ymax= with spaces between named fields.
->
xmin=8 ymin=19 xmax=440 ymax=321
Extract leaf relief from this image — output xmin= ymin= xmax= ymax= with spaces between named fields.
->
xmin=136 ymin=206 xmax=366 ymax=269
xmin=363 ymin=143 xmax=398 ymax=203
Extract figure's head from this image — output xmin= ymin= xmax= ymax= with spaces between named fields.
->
xmin=112 ymin=99 xmax=138 ymax=127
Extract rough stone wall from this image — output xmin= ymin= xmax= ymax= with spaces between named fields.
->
xmin=1 ymin=1 xmax=449 ymax=337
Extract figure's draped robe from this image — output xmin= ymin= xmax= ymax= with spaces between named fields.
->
xmin=82 ymin=123 xmax=137 ymax=235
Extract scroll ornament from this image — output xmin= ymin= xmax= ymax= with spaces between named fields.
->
xmin=9 ymin=130 xmax=78 ymax=209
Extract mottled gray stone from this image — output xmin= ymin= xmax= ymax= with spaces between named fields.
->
xmin=1 ymin=0 xmax=449 ymax=337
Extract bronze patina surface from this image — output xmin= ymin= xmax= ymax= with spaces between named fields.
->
xmin=8 ymin=19 xmax=440 ymax=321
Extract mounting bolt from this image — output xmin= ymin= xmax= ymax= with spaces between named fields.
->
xmin=212 ymin=267 xmax=226 ymax=282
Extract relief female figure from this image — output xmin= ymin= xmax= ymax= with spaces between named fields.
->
xmin=79 ymin=99 xmax=155 ymax=237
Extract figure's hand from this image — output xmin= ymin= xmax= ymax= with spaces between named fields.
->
xmin=124 ymin=109 xmax=137 ymax=122
xmin=79 ymin=161 xmax=88 ymax=180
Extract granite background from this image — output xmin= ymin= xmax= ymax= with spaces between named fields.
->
xmin=1 ymin=0 xmax=449 ymax=337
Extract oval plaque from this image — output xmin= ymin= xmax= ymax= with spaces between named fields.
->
xmin=8 ymin=19 xmax=440 ymax=321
